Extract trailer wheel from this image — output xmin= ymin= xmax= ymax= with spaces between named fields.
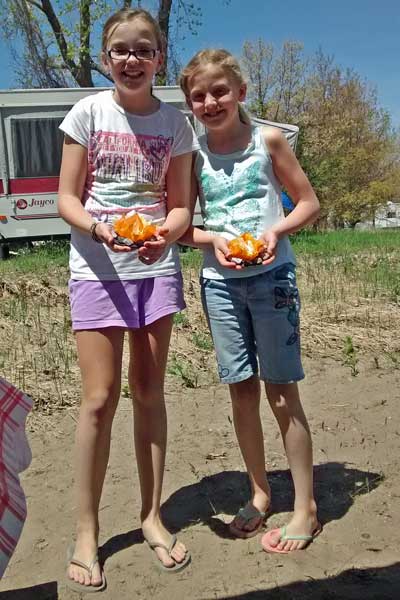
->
xmin=0 ymin=244 xmax=10 ymax=260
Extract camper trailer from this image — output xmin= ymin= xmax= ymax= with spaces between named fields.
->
xmin=0 ymin=86 xmax=299 ymax=258
xmin=0 ymin=86 xmax=202 ymax=258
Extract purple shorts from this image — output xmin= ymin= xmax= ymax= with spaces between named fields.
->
xmin=69 ymin=272 xmax=185 ymax=331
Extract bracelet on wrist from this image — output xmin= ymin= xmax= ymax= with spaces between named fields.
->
xmin=90 ymin=222 xmax=102 ymax=243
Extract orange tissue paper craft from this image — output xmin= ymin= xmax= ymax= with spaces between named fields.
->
xmin=227 ymin=233 xmax=267 ymax=266
xmin=113 ymin=213 xmax=157 ymax=248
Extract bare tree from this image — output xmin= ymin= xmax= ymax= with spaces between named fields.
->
xmin=241 ymin=39 xmax=399 ymax=228
xmin=271 ymin=41 xmax=306 ymax=122
xmin=241 ymin=39 xmax=274 ymax=117
xmin=3 ymin=0 xmax=70 ymax=87
xmin=0 ymin=0 xmax=206 ymax=88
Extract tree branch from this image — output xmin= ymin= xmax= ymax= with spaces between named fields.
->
xmin=29 ymin=0 xmax=79 ymax=81
xmin=25 ymin=0 xmax=43 ymax=11
xmin=90 ymin=59 xmax=112 ymax=82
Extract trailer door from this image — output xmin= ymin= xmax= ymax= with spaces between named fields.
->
xmin=1 ymin=111 xmax=70 ymax=241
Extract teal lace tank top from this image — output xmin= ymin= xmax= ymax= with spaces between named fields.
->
xmin=194 ymin=125 xmax=296 ymax=279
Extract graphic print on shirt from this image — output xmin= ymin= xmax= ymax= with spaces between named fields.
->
xmin=87 ymin=130 xmax=173 ymax=208
xmin=199 ymin=159 xmax=263 ymax=235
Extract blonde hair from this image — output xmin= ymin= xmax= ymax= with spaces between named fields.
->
xmin=180 ymin=49 xmax=250 ymax=124
xmin=102 ymin=8 xmax=164 ymax=53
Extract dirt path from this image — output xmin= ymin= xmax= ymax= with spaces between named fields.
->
xmin=0 ymin=358 xmax=399 ymax=600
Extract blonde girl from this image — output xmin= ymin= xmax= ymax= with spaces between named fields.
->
xmin=180 ymin=49 xmax=321 ymax=554
xmin=59 ymin=8 xmax=198 ymax=592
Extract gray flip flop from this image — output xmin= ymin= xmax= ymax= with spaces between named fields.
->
xmin=66 ymin=544 xmax=107 ymax=593
xmin=145 ymin=534 xmax=191 ymax=574
xmin=229 ymin=503 xmax=268 ymax=539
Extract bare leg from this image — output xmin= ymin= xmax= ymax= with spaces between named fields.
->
xmin=129 ymin=315 xmax=187 ymax=567
xmin=68 ymin=328 xmax=124 ymax=587
xmin=229 ymin=375 xmax=271 ymax=534
xmin=265 ymin=382 xmax=318 ymax=552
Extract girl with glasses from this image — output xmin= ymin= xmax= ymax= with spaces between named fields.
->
xmin=58 ymin=8 xmax=198 ymax=592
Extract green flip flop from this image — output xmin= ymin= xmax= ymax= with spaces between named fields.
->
xmin=261 ymin=522 xmax=322 ymax=554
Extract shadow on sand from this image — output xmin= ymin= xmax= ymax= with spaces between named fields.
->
xmin=0 ymin=462 xmax=383 ymax=599
xmin=200 ymin=562 xmax=400 ymax=600
xmin=100 ymin=461 xmax=383 ymax=560
xmin=0 ymin=581 xmax=57 ymax=600
xmin=160 ymin=461 xmax=383 ymax=539
xmin=1 ymin=562 xmax=398 ymax=600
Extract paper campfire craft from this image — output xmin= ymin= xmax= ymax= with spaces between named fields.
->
xmin=113 ymin=214 xmax=157 ymax=248
xmin=227 ymin=233 xmax=268 ymax=266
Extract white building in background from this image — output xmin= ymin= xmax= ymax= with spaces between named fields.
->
xmin=376 ymin=201 xmax=400 ymax=227
xmin=356 ymin=201 xmax=400 ymax=229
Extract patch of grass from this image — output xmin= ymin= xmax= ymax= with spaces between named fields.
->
xmin=192 ymin=331 xmax=213 ymax=351
xmin=296 ymin=230 xmax=400 ymax=303
xmin=0 ymin=240 xmax=69 ymax=281
xmin=167 ymin=352 xmax=198 ymax=388
xmin=0 ymin=282 xmax=75 ymax=409
xmin=179 ymin=246 xmax=202 ymax=270
xmin=173 ymin=311 xmax=189 ymax=327
xmin=292 ymin=229 xmax=400 ymax=257
xmin=342 ymin=335 xmax=359 ymax=376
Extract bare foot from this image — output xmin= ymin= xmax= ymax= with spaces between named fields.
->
xmin=68 ymin=532 xmax=103 ymax=587
xmin=142 ymin=516 xmax=188 ymax=568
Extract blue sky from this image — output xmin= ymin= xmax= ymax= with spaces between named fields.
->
xmin=1 ymin=0 xmax=399 ymax=125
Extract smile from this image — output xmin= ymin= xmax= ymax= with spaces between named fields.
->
xmin=204 ymin=110 xmax=224 ymax=118
xmin=204 ymin=108 xmax=224 ymax=117
xmin=122 ymin=71 xmax=144 ymax=79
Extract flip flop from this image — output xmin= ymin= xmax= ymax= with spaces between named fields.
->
xmin=66 ymin=544 xmax=107 ymax=593
xmin=261 ymin=522 xmax=322 ymax=554
xmin=229 ymin=503 xmax=268 ymax=539
xmin=144 ymin=534 xmax=191 ymax=574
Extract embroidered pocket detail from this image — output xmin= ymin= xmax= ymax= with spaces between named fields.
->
xmin=274 ymin=286 xmax=300 ymax=346
xmin=218 ymin=365 xmax=230 ymax=379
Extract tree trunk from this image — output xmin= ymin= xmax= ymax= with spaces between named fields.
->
xmin=156 ymin=0 xmax=173 ymax=85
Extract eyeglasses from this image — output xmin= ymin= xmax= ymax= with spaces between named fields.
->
xmin=107 ymin=48 xmax=158 ymax=61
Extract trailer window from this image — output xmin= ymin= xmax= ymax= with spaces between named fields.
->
xmin=11 ymin=117 xmax=64 ymax=178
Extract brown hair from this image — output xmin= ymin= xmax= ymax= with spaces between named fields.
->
xmin=102 ymin=8 xmax=164 ymax=53
xmin=180 ymin=49 xmax=250 ymax=124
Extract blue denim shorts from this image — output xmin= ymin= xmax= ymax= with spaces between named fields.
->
xmin=200 ymin=263 xmax=304 ymax=385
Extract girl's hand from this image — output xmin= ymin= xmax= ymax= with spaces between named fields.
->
xmin=95 ymin=222 xmax=133 ymax=253
xmin=138 ymin=226 xmax=169 ymax=265
xmin=212 ymin=236 xmax=240 ymax=269
xmin=259 ymin=230 xmax=278 ymax=265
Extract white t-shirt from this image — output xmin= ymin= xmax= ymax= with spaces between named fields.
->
xmin=59 ymin=90 xmax=199 ymax=280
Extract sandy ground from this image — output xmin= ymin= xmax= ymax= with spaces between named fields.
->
xmin=0 ymin=355 xmax=399 ymax=599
